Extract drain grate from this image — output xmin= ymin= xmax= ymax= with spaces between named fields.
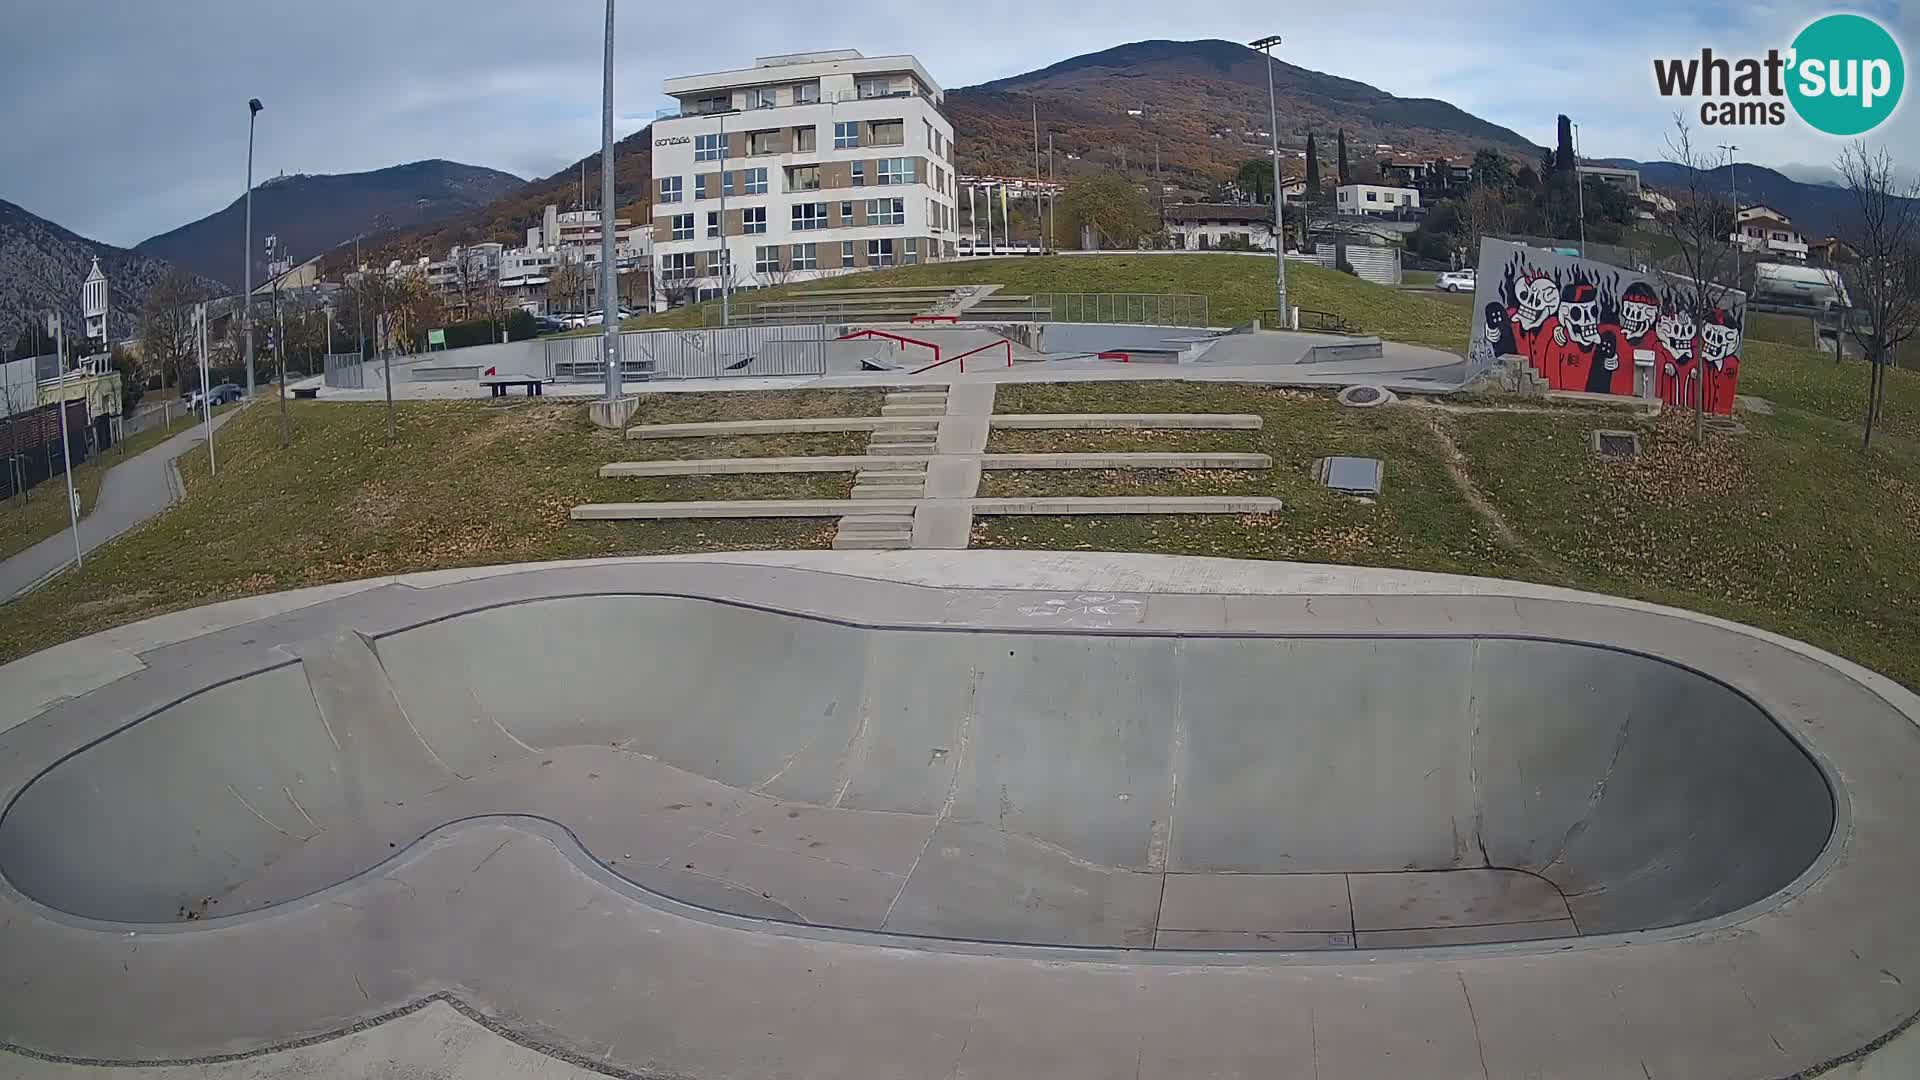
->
xmin=1593 ymin=430 xmax=1641 ymax=458
xmin=1337 ymin=384 xmax=1396 ymax=408
xmin=1317 ymin=456 xmax=1385 ymax=495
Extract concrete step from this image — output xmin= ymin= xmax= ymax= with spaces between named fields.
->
xmin=833 ymin=533 xmax=914 ymax=550
xmin=968 ymin=496 xmax=1285 ymax=515
xmin=885 ymin=391 xmax=948 ymax=405
xmin=868 ymin=440 xmax=939 ymax=452
xmin=836 ymin=514 xmax=915 ymax=533
xmin=572 ymin=499 xmax=917 ymax=520
xmin=853 ymin=469 xmax=928 ymax=483
xmin=629 ymin=416 xmax=936 ymax=439
xmin=987 ymin=413 xmax=1264 ymax=431
xmin=880 ymin=404 xmax=946 ymax=417
xmin=851 ymin=485 xmax=925 ymax=500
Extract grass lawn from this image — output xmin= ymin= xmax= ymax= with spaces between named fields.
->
xmin=0 ymin=407 xmax=224 ymax=563
xmin=629 ymin=256 xmax=1473 ymax=351
xmin=0 ymin=397 xmax=850 ymax=663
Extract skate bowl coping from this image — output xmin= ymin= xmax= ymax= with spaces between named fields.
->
xmin=0 ymin=591 xmax=1835 ymax=946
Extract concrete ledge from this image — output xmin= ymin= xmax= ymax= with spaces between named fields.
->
xmin=988 ymin=413 xmax=1263 ymax=430
xmin=979 ymin=453 xmax=1272 ymax=470
xmin=970 ymin=496 xmax=1283 ymax=515
xmin=1548 ymin=389 xmax=1662 ymax=415
xmin=628 ymin=417 xmax=935 ymax=439
xmin=588 ymin=396 xmax=642 ymax=430
xmin=600 ymin=456 xmax=930 ymax=477
xmin=571 ymin=499 xmax=918 ymax=520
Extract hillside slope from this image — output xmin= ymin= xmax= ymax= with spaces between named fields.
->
xmin=0 ymin=197 xmax=221 ymax=347
xmin=134 ymin=159 xmax=525 ymax=290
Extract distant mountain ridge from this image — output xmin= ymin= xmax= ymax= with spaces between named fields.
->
xmin=947 ymin=39 xmax=1540 ymax=189
xmin=0 ymin=197 xmax=220 ymax=350
xmin=134 ymin=159 xmax=525 ymax=290
xmin=1594 ymin=158 xmax=1872 ymax=238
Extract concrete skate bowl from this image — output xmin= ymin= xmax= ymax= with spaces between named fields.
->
xmin=0 ymin=595 xmax=1836 ymax=951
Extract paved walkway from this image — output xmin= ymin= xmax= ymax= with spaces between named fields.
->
xmin=0 ymin=410 xmax=237 ymax=601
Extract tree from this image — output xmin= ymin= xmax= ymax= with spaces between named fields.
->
xmin=1058 ymin=173 xmax=1155 ymax=250
xmin=1472 ymin=149 xmax=1512 ymax=189
xmin=1235 ymin=158 xmax=1274 ymax=204
xmin=1652 ymin=115 xmax=1742 ymax=444
xmin=548 ymin=259 xmax=586 ymax=317
xmin=1336 ymin=129 xmax=1350 ymax=185
xmin=1456 ymin=185 xmax=1514 ymax=266
xmin=1834 ymin=142 xmax=1920 ymax=451
xmin=1554 ymin=115 xmax=1576 ymax=174
xmin=137 ymin=267 xmax=205 ymax=392
xmin=1304 ymin=133 xmax=1321 ymax=199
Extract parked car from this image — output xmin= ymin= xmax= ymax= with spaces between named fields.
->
xmin=532 ymin=315 xmax=567 ymax=335
xmin=1437 ymin=269 xmax=1477 ymax=293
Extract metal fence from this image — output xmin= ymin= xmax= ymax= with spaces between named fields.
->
xmin=323 ymin=351 xmax=365 ymax=389
xmin=546 ymin=325 xmax=830 ymax=381
xmin=1030 ymin=293 xmax=1210 ymax=328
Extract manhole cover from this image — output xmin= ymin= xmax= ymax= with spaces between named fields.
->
xmin=1337 ymin=384 xmax=1396 ymax=408
xmin=1592 ymin=430 xmax=1641 ymax=458
xmin=1317 ymin=456 xmax=1385 ymax=495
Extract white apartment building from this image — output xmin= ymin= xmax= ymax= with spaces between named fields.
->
xmin=1336 ymin=184 xmax=1420 ymax=216
xmin=1734 ymin=205 xmax=1810 ymax=261
xmin=650 ymin=49 xmax=959 ymax=302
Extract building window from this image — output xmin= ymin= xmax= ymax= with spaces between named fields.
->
xmin=742 ymin=207 xmax=766 ymax=234
xmin=834 ymin=121 xmax=859 ymax=149
xmin=870 ymin=119 xmax=905 ymax=147
xmin=748 ymin=129 xmax=780 ymax=155
xmin=793 ymin=82 xmax=819 ymax=104
xmin=842 ymin=240 xmax=856 ymax=264
xmin=794 ymin=126 xmax=816 ymax=153
xmin=792 ymin=202 xmax=828 ymax=231
xmin=660 ymin=252 xmax=695 ymax=280
xmin=791 ymin=243 xmax=817 ymax=271
xmin=868 ymin=198 xmax=904 ymax=226
xmin=1366 ymin=191 xmax=1378 ymax=202
xmin=867 ymin=238 xmax=895 ymax=266
xmin=719 ymin=170 xmax=734 ymax=197
xmin=694 ymin=133 xmax=723 ymax=162
xmin=743 ymin=168 xmax=768 ymax=195
xmin=878 ymin=158 xmax=911 ymax=185
xmin=924 ymin=119 xmax=934 ymax=148
xmin=671 ymin=214 xmax=693 ymax=241
xmin=903 ymin=239 xmax=920 ymax=265
xmin=747 ymin=87 xmax=776 ymax=110
xmin=706 ymin=211 xmax=720 ymax=238
xmin=694 ymin=94 xmax=729 ymax=114
xmin=787 ymin=165 xmax=820 ymax=191
xmin=857 ymin=78 xmax=893 ymax=99
xmin=695 ymin=174 xmax=709 ymax=199
xmin=755 ymin=245 xmax=781 ymax=274
xmin=852 ymin=162 xmax=865 ymax=187
xmin=658 ymin=176 xmax=683 ymax=203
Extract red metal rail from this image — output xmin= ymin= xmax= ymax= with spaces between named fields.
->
xmin=838 ymin=328 xmax=940 ymax=367
xmin=1096 ymin=350 xmax=1132 ymax=363
xmin=909 ymin=314 xmax=960 ymax=325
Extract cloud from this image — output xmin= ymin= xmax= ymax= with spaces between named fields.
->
xmin=2 ymin=0 xmax=1913 ymax=246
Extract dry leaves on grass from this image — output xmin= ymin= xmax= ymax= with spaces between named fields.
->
xmin=1592 ymin=414 xmax=1754 ymax=511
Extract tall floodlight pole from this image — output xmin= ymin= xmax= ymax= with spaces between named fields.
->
xmin=1032 ymin=102 xmax=1041 ymax=253
xmin=1719 ymin=144 xmax=1742 ymax=285
xmin=599 ymin=0 xmax=621 ymax=399
xmin=718 ymin=109 xmax=731 ymax=326
xmin=1573 ymin=122 xmax=1588 ymax=257
xmin=1251 ymin=35 xmax=1288 ymax=328
xmin=244 ymin=98 xmax=262 ymax=398
xmin=47 ymin=312 xmax=81 ymax=570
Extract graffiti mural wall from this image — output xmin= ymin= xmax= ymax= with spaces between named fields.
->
xmin=1467 ymin=238 xmax=1746 ymax=413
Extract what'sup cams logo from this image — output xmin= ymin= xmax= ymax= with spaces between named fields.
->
xmin=1653 ymin=13 xmax=1905 ymax=134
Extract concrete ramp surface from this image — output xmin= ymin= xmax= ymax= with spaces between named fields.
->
xmin=0 ymin=595 xmax=1830 ymax=946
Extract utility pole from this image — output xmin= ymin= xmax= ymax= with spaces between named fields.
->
xmin=1719 ymin=144 xmax=1742 ymax=285
xmin=718 ymin=108 xmax=731 ymax=325
xmin=1251 ymin=35 xmax=1289 ymax=328
xmin=243 ymin=98 xmax=262 ymax=398
xmin=1032 ymin=101 xmax=1041 ymax=253
xmin=599 ymin=0 xmax=622 ymax=400
xmin=1573 ymin=121 xmax=1587 ymax=257
xmin=47 ymin=311 xmax=80 ymax=570
xmin=196 ymin=302 xmax=215 ymax=477
xmin=1047 ymin=134 xmax=1054 ymax=254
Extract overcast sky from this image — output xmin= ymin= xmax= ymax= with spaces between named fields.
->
xmin=4 ymin=1 xmax=1912 ymax=247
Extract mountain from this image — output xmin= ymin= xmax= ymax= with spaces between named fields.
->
xmin=946 ymin=39 xmax=1541 ymax=189
xmin=134 ymin=159 xmax=525 ymax=291
xmin=0 ymin=197 xmax=220 ymax=350
xmin=324 ymin=135 xmax=655 ymax=278
xmin=1596 ymin=158 xmax=1864 ymax=238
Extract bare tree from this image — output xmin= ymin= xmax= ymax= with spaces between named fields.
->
xmin=548 ymin=260 xmax=586 ymax=318
xmin=138 ymin=267 xmax=206 ymax=393
xmin=1834 ymin=142 xmax=1920 ymax=451
xmin=1456 ymin=185 xmax=1513 ymax=269
xmin=1652 ymin=115 xmax=1742 ymax=444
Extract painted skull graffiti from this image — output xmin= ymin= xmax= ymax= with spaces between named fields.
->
xmin=1516 ymin=274 xmax=1560 ymax=330
xmin=1657 ymin=309 xmax=1696 ymax=360
xmin=1701 ymin=311 xmax=1740 ymax=366
xmin=1558 ymin=283 xmax=1602 ymax=347
xmin=1619 ymin=283 xmax=1659 ymax=340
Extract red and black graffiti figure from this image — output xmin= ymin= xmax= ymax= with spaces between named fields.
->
xmin=1482 ymin=302 xmax=1519 ymax=359
xmin=1602 ymin=282 xmax=1660 ymax=397
xmin=1655 ymin=307 xmax=1698 ymax=409
xmin=1699 ymin=308 xmax=1742 ymax=415
xmin=1545 ymin=282 xmax=1603 ymax=391
xmin=1509 ymin=274 xmax=1561 ymax=380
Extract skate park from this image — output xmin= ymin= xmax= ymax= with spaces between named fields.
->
xmin=1 ymin=551 xmax=1918 ymax=1078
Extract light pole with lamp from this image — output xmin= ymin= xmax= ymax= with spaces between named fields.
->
xmin=1250 ymin=35 xmax=1288 ymax=329
xmin=1572 ymin=121 xmax=1587 ymax=258
xmin=598 ymin=0 xmax=622 ymax=401
xmin=1718 ymin=144 xmax=1741 ymax=285
xmin=243 ymin=98 xmax=262 ymax=399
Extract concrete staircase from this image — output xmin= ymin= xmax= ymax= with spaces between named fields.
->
xmin=835 ymin=388 xmax=946 ymax=550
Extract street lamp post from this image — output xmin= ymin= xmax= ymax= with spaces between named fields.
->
xmin=1250 ymin=35 xmax=1288 ymax=329
xmin=1572 ymin=121 xmax=1587 ymax=258
xmin=1718 ymin=144 xmax=1742 ymax=285
xmin=243 ymin=98 xmax=262 ymax=399
xmin=599 ymin=0 xmax=621 ymax=400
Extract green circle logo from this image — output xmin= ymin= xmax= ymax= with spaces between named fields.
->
xmin=1788 ymin=14 xmax=1905 ymax=135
